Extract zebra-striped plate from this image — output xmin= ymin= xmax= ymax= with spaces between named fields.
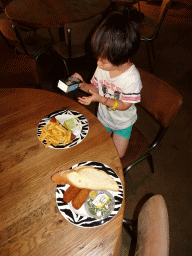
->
xmin=37 ymin=109 xmax=89 ymax=149
xmin=56 ymin=161 xmax=124 ymax=228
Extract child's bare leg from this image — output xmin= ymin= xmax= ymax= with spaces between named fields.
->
xmin=112 ymin=133 xmax=129 ymax=158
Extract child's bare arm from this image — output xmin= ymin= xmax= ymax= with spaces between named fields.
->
xmin=78 ymin=90 xmax=132 ymax=111
xmin=80 ymin=83 xmax=99 ymax=94
xmin=99 ymin=97 xmax=132 ymax=111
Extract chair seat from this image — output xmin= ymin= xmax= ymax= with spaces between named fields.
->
xmin=121 ymin=125 xmax=149 ymax=169
xmin=53 ymin=41 xmax=86 ymax=59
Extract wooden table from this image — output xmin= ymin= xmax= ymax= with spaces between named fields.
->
xmin=5 ymin=0 xmax=110 ymax=27
xmin=0 ymin=88 xmax=125 ymax=256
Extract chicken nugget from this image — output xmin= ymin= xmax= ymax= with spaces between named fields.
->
xmin=72 ymin=189 xmax=91 ymax=210
xmin=63 ymin=185 xmax=81 ymax=203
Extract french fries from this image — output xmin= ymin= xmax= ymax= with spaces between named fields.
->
xmin=39 ymin=118 xmax=73 ymax=148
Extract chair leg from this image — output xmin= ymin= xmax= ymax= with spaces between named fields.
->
xmin=123 ymin=218 xmax=137 ymax=241
xmin=144 ymin=40 xmax=153 ymax=73
xmin=61 ymin=57 xmax=70 ymax=77
xmin=48 ymin=28 xmax=55 ymax=43
xmin=34 ymin=56 xmax=42 ymax=89
xmin=150 ymin=40 xmax=155 ymax=59
xmin=137 ymin=0 xmax=142 ymax=21
xmin=123 ymin=218 xmax=137 ymax=226
xmin=123 ymin=165 xmax=132 ymax=177
xmin=147 ymin=152 xmax=154 ymax=173
xmin=123 ymin=152 xmax=154 ymax=177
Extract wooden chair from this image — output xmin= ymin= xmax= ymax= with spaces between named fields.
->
xmin=121 ymin=69 xmax=183 ymax=177
xmin=137 ymin=0 xmax=172 ymax=72
xmin=123 ymin=195 xmax=169 ymax=256
xmin=112 ymin=0 xmax=141 ymax=19
xmin=108 ymin=0 xmax=172 ymax=72
xmin=0 ymin=13 xmax=50 ymax=89
xmin=52 ymin=14 xmax=103 ymax=74
xmin=12 ymin=23 xmax=53 ymax=55
xmin=11 ymin=22 xmax=55 ymax=89
xmin=104 ymin=0 xmax=143 ymax=23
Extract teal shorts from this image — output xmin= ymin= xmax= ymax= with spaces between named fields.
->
xmin=104 ymin=125 xmax=133 ymax=139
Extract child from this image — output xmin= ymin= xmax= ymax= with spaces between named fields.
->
xmin=72 ymin=12 xmax=142 ymax=158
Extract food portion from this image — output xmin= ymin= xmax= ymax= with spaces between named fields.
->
xmin=64 ymin=117 xmax=80 ymax=130
xmin=72 ymin=188 xmax=91 ymax=210
xmin=53 ymin=165 xmax=119 ymax=215
xmin=39 ymin=117 xmax=76 ymax=148
xmin=85 ymin=190 xmax=115 ymax=219
xmin=63 ymin=185 xmax=81 ymax=203
xmin=51 ymin=166 xmax=119 ymax=192
xmin=63 ymin=185 xmax=90 ymax=210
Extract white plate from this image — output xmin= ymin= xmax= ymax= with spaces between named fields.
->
xmin=56 ymin=161 xmax=124 ymax=228
xmin=37 ymin=109 xmax=89 ymax=149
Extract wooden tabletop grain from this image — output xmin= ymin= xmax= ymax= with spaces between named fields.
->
xmin=5 ymin=0 xmax=110 ymax=27
xmin=0 ymin=88 xmax=125 ymax=256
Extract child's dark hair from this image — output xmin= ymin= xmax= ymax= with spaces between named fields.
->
xmin=91 ymin=12 xmax=140 ymax=66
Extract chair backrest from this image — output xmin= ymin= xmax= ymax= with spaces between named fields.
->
xmin=138 ymin=68 xmax=183 ymax=128
xmin=0 ymin=0 xmax=12 ymax=9
xmin=155 ymin=0 xmax=172 ymax=37
xmin=64 ymin=14 xmax=102 ymax=46
xmin=0 ymin=12 xmax=17 ymax=41
xmin=12 ymin=23 xmax=54 ymax=56
xmin=135 ymin=195 xmax=169 ymax=256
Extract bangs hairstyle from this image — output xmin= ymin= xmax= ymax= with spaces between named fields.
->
xmin=91 ymin=12 xmax=141 ymax=66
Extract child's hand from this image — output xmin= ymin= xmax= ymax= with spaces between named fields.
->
xmin=78 ymin=96 xmax=92 ymax=105
xmin=71 ymin=73 xmax=84 ymax=82
xmin=71 ymin=73 xmax=87 ymax=90
xmin=78 ymin=90 xmax=100 ymax=105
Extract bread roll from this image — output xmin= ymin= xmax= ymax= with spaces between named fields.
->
xmin=51 ymin=166 xmax=119 ymax=192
